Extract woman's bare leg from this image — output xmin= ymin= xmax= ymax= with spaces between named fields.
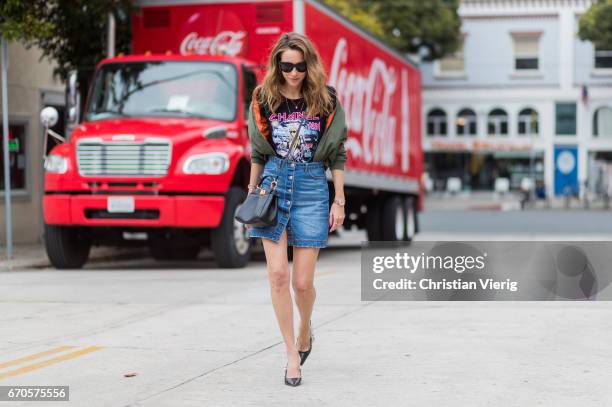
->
xmin=262 ymin=230 xmax=301 ymax=378
xmin=292 ymin=247 xmax=319 ymax=351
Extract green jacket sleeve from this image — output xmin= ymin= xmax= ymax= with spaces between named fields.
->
xmin=329 ymin=126 xmax=347 ymax=171
xmin=247 ymin=102 xmax=266 ymax=165
xmin=329 ymin=100 xmax=348 ymax=171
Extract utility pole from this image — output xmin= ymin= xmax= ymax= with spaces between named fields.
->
xmin=1 ymin=37 xmax=13 ymax=260
xmin=107 ymin=12 xmax=116 ymax=58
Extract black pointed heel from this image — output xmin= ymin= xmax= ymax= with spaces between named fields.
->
xmin=298 ymin=320 xmax=314 ymax=366
xmin=284 ymin=364 xmax=302 ymax=387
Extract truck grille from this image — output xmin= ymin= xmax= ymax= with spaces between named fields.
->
xmin=76 ymin=139 xmax=172 ymax=177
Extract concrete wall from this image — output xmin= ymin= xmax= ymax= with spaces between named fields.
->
xmin=0 ymin=40 xmax=64 ymax=244
xmin=421 ymin=17 xmax=561 ymax=88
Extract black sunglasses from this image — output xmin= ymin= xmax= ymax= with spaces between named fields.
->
xmin=279 ymin=61 xmax=307 ymax=73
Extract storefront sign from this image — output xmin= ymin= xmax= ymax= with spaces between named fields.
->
xmin=554 ymin=145 xmax=578 ymax=196
xmin=8 ymin=138 xmax=19 ymax=152
xmin=426 ymin=139 xmax=534 ymax=152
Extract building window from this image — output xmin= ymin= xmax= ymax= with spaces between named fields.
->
xmin=427 ymin=108 xmax=447 ymax=137
xmin=593 ymin=107 xmax=612 ymax=137
xmin=555 ymin=102 xmax=577 ymax=135
xmin=0 ymin=122 xmax=27 ymax=191
xmin=456 ymin=108 xmax=477 ymax=136
xmin=518 ymin=108 xmax=539 ymax=136
xmin=487 ymin=108 xmax=508 ymax=136
xmin=595 ymin=48 xmax=612 ymax=69
xmin=438 ymin=38 xmax=465 ymax=74
xmin=512 ymin=33 xmax=540 ymax=71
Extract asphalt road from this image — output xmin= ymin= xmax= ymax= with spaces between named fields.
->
xmin=0 ymin=210 xmax=611 ymax=406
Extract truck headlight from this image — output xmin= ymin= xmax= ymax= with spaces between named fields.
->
xmin=182 ymin=153 xmax=230 ymax=174
xmin=44 ymin=154 xmax=68 ymax=174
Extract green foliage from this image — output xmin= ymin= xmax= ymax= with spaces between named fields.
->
xmin=579 ymin=0 xmax=612 ymax=50
xmin=0 ymin=0 xmax=137 ymax=81
xmin=376 ymin=0 xmax=461 ymax=59
xmin=322 ymin=0 xmax=461 ymax=60
xmin=0 ymin=0 xmax=54 ymax=42
xmin=322 ymin=0 xmax=385 ymax=39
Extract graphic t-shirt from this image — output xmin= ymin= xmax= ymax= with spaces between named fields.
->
xmin=268 ymin=98 xmax=323 ymax=162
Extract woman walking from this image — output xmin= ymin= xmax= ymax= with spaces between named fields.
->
xmin=247 ymin=32 xmax=348 ymax=386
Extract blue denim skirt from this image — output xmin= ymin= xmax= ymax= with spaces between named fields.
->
xmin=248 ymin=155 xmax=329 ymax=248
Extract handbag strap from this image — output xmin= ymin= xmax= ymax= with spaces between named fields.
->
xmin=285 ymin=117 xmax=305 ymax=159
xmin=257 ymin=117 xmax=306 ymax=192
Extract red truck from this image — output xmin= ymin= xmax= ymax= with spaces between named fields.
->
xmin=41 ymin=0 xmax=423 ymax=269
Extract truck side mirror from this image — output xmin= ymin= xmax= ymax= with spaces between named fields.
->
xmin=40 ymin=106 xmax=66 ymax=159
xmin=41 ymin=106 xmax=59 ymax=128
xmin=66 ymin=70 xmax=81 ymax=125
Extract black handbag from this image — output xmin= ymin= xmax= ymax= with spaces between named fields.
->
xmin=234 ymin=177 xmax=279 ymax=227
xmin=235 ymin=118 xmax=305 ymax=227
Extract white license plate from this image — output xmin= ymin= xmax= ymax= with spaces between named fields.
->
xmin=107 ymin=196 xmax=135 ymax=213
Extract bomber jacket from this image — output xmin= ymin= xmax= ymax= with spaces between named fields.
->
xmin=247 ymin=86 xmax=348 ymax=171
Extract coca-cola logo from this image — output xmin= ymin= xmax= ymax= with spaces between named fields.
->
xmin=180 ymin=31 xmax=246 ymax=56
xmin=329 ymin=38 xmax=411 ymax=171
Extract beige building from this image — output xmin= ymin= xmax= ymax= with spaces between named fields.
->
xmin=0 ymin=40 xmax=65 ymax=244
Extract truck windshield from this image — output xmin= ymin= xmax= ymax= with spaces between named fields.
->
xmin=85 ymin=61 xmax=237 ymax=122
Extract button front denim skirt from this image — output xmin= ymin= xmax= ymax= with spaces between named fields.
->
xmin=248 ymin=155 xmax=330 ymax=248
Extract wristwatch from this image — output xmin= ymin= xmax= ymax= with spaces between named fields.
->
xmin=333 ymin=197 xmax=346 ymax=206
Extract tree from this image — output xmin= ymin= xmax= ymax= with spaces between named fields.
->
xmin=0 ymin=0 xmax=54 ymax=42
xmin=323 ymin=0 xmax=385 ymax=39
xmin=578 ymin=0 xmax=612 ymax=50
xmin=1 ymin=0 xmax=137 ymax=106
xmin=376 ymin=0 xmax=461 ymax=60
xmin=322 ymin=0 xmax=462 ymax=60
xmin=31 ymin=1 xmax=137 ymax=81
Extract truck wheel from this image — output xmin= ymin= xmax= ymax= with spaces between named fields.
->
xmin=404 ymin=196 xmax=417 ymax=242
xmin=381 ymin=196 xmax=404 ymax=242
xmin=211 ymin=187 xmax=251 ymax=268
xmin=44 ymin=224 xmax=91 ymax=269
xmin=366 ymin=200 xmax=383 ymax=241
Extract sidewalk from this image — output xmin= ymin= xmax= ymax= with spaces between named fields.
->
xmin=0 ymin=244 xmax=148 ymax=271
xmin=425 ymin=191 xmax=612 ymax=211
xmin=425 ymin=191 xmax=523 ymax=211
xmin=0 ymin=232 xmax=352 ymax=271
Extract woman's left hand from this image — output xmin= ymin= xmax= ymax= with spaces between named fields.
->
xmin=329 ymin=203 xmax=345 ymax=232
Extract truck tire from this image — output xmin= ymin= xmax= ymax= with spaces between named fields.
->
xmin=44 ymin=224 xmax=91 ymax=269
xmin=211 ymin=187 xmax=251 ymax=268
xmin=404 ymin=196 xmax=417 ymax=242
xmin=366 ymin=199 xmax=383 ymax=242
xmin=381 ymin=196 xmax=404 ymax=242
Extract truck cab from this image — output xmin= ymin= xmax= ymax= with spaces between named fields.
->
xmin=42 ymin=54 xmax=260 ymax=268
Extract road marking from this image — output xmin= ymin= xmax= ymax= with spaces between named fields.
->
xmin=0 ymin=346 xmax=76 ymax=369
xmin=0 ymin=346 xmax=103 ymax=381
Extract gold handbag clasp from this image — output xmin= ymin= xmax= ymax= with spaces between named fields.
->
xmin=257 ymin=178 xmax=277 ymax=195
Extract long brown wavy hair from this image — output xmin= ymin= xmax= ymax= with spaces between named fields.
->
xmin=255 ymin=32 xmax=333 ymax=117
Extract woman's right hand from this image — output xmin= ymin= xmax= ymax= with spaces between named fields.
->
xmin=244 ymin=185 xmax=256 ymax=231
